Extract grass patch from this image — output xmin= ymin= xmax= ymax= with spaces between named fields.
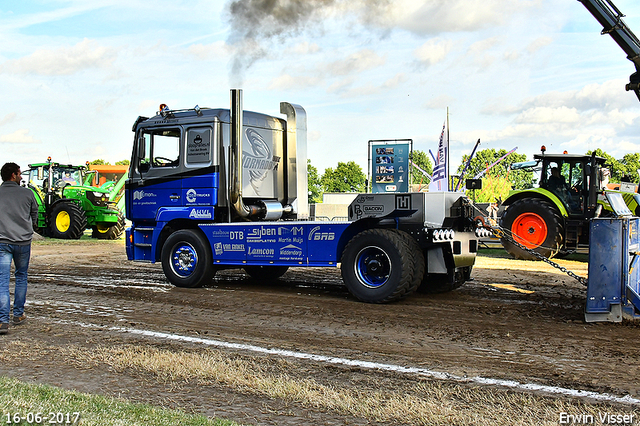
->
xmin=30 ymin=342 xmax=634 ymax=426
xmin=0 ymin=376 xmax=241 ymax=426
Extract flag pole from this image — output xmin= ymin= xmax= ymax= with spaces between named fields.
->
xmin=446 ymin=107 xmax=450 ymax=191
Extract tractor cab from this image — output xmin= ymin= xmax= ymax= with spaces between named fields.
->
xmin=537 ymin=154 xmax=604 ymax=218
xmin=511 ymin=151 xmax=607 ymax=220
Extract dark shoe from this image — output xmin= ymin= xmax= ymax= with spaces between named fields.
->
xmin=0 ymin=323 xmax=8 ymax=335
xmin=13 ymin=314 xmax=26 ymax=325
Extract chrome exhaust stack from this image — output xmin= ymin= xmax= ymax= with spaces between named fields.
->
xmin=280 ymin=101 xmax=309 ymax=220
xmin=230 ymin=89 xmax=261 ymax=219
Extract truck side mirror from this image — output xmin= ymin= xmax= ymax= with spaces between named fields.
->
xmin=37 ymin=167 xmax=44 ymax=180
xmin=137 ymin=136 xmax=145 ymax=160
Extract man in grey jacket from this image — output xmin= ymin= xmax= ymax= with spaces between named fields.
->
xmin=0 ymin=162 xmax=38 ymax=335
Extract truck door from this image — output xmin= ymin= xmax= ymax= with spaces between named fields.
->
xmin=127 ymin=127 xmax=183 ymax=222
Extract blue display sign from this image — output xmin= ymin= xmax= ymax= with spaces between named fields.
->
xmin=370 ymin=141 xmax=411 ymax=193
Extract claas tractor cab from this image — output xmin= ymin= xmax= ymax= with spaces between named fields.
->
xmin=499 ymin=148 xmax=640 ymax=260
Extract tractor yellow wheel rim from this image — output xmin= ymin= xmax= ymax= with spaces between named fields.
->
xmin=96 ymin=224 xmax=110 ymax=234
xmin=56 ymin=211 xmax=71 ymax=232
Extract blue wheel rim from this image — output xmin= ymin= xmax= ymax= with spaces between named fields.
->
xmin=170 ymin=243 xmax=198 ymax=277
xmin=354 ymin=246 xmax=391 ymax=288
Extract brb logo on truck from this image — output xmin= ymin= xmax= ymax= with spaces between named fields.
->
xmin=309 ymin=226 xmax=335 ymax=241
xmin=242 ymin=128 xmax=280 ymax=193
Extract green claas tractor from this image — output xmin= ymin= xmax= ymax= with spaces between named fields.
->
xmin=24 ymin=159 xmax=126 ymax=240
xmin=499 ymin=149 xmax=640 ymax=260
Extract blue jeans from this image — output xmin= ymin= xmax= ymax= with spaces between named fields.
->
xmin=0 ymin=243 xmax=31 ymax=324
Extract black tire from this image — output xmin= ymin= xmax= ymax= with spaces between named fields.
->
xmin=500 ymin=198 xmax=564 ymax=260
xmin=161 ymin=229 xmax=214 ymax=288
xmin=244 ymin=266 xmax=289 ymax=280
xmin=49 ymin=202 xmax=87 ymax=239
xmin=341 ymin=229 xmax=425 ymax=303
xmin=418 ymin=266 xmax=471 ymax=294
xmin=92 ymin=212 xmax=126 ymax=240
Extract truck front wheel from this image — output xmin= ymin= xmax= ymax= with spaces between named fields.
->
xmin=161 ymin=229 xmax=214 ymax=288
xmin=500 ymin=198 xmax=563 ymax=260
xmin=341 ymin=229 xmax=424 ymax=303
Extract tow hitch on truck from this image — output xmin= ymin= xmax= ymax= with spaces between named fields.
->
xmin=125 ymin=90 xmax=481 ymax=303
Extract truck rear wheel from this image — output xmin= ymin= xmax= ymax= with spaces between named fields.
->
xmin=49 ymin=202 xmax=87 ymax=239
xmin=244 ymin=266 xmax=289 ymax=280
xmin=92 ymin=212 xmax=126 ymax=240
xmin=500 ymin=198 xmax=563 ymax=260
xmin=161 ymin=229 xmax=214 ymax=288
xmin=341 ymin=229 xmax=424 ymax=303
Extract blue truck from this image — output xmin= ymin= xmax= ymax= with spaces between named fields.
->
xmin=125 ymin=90 xmax=484 ymax=303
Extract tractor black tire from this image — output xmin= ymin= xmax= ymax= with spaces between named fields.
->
xmin=92 ymin=212 xmax=126 ymax=240
xmin=341 ymin=228 xmax=424 ymax=303
xmin=244 ymin=265 xmax=289 ymax=281
xmin=500 ymin=198 xmax=564 ymax=260
xmin=49 ymin=202 xmax=87 ymax=239
xmin=161 ymin=229 xmax=214 ymax=288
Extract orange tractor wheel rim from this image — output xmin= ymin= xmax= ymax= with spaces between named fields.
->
xmin=511 ymin=212 xmax=547 ymax=249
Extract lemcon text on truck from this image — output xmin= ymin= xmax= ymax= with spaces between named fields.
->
xmin=125 ymin=90 xmax=484 ymax=303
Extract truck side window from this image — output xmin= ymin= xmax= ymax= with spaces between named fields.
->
xmin=152 ymin=129 xmax=180 ymax=168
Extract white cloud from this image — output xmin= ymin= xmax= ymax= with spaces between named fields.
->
xmin=0 ymin=113 xmax=17 ymax=126
xmin=425 ymin=94 xmax=455 ymax=110
xmin=467 ymin=37 xmax=500 ymax=55
xmin=382 ymin=73 xmax=407 ymax=89
xmin=268 ymin=73 xmax=322 ymax=90
xmin=515 ymin=106 xmax=581 ymax=124
xmin=325 ymin=49 xmax=386 ymax=76
xmin=186 ymin=41 xmax=229 ymax=60
xmin=0 ymin=129 xmax=40 ymax=144
xmin=414 ymin=38 xmax=452 ymax=66
xmin=526 ymin=37 xmax=553 ymax=54
xmin=0 ymin=39 xmax=117 ymax=76
xmin=381 ymin=0 xmax=528 ymax=35
xmin=288 ymin=42 xmax=321 ymax=55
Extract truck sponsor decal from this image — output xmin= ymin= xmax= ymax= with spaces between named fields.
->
xmin=280 ymin=244 xmax=303 ymax=257
xmin=277 ymin=226 xmax=304 ymax=244
xmin=188 ymin=208 xmax=212 ymax=219
xmin=186 ymin=188 xmax=211 ymax=204
xmin=248 ymin=247 xmax=275 ymax=256
xmin=133 ymin=190 xmax=157 ymax=201
xmin=363 ymin=205 xmax=384 ymax=213
xmin=247 ymin=227 xmax=277 ymax=243
xmin=243 ymin=128 xmax=281 ymax=194
xmin=309 ymin=226 xmax=335 ymax=241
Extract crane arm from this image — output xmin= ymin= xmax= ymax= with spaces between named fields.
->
xmin=578 ymin=0 xmax=640 ymax=99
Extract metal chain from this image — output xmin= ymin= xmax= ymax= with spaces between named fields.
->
xmin=472 ymin=205 xmax=588 ymax=286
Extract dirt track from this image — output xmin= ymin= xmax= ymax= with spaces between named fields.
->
xmin=1 ymin=239 xmax=639 ymax=425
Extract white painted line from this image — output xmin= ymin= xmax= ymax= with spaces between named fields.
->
xmin=50 ymin=318 xmax=640 ymax=406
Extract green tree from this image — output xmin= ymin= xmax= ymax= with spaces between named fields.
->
xmin=620 ymin=153 xmax=640 ymax=183
xmin=586 ymin=149 xmax=625 ymax=183
xmin=456 ymin=148 xmax=532 ymax=190
xmin=90 ymin=159 xmax=110 ymax=165
xmin=321 ymin=161 xmax=366 ymax=193
xmin=115 ymin=159 xmax=130 ymax=166
xmin=307 ymin=159 xmax=323 ymax=204
xmin=409 ymin=150 xmax=433 ymax=186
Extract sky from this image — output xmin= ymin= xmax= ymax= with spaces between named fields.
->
xmin=1 ymin=0 xmax=640 ymax=178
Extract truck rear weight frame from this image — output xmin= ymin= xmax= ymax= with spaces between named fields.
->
xmin=125 ymin=90 xmax=481 ymax=303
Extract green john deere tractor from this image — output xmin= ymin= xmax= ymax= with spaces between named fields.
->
xmin=24 ymin=160 xmax=126 ymax=240
xmin=499 ymin=150 xmax=640 ymax=260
